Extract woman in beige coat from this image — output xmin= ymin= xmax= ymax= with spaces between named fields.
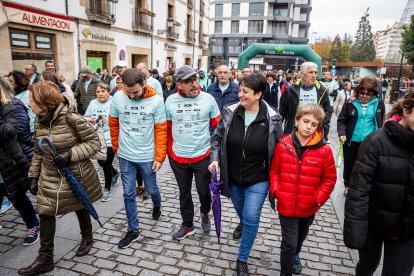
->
xmin=18 ymin=81 xmax=102 ymax=276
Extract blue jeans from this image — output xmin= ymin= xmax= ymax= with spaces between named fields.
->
xmin=229 ymin=181 xmax=269 ymax=262
xmin=119 ymin=158 xmax=162 ymax=232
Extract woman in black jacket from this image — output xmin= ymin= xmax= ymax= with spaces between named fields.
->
xmin=209 ymin=73 xmax=283 ymax=276
xmin=0 ymin=81 xmax=39 ymax=246
xmin=344 ymin=90 xmax=414 ymax=276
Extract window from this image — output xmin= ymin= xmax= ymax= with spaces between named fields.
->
xmin=248 ymin=20 xmax=263 ymax=33
xmin=272 ymin=22 xmax=286 ymax=34
xmin=228 ymin=38 xmax=242 ymax=54
xmin=231 ymin=21 xmax=239 ymax=34
xmin=232 ymin=3 xmax=240 ymax=16
xmin=215 ymin=4 xmax=223 ymax=17
xmin=274 ymin=5 xmax=289 ymax=16
xmin=247 ymin=38 xmax=261 ymax=47
xmin=215 ymin=21 xmax=223 ymax=34
xmin=212 ymin=38 xmax=223 ymax=53
xmin=249 ymin=3 xmax=264 ymax=16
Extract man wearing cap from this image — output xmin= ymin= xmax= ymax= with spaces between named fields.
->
xmin=74 ymin=66 xmax=100 ymax=115
xmin=110 ymin=60 xmax=128 ymax=93
xmin=108 ymin=69 xmax=167 ymax=249
xmin=136 ymin=63 xmax=163 ymax=97
xmin=165 ymin=65 xmax=221 ymax=240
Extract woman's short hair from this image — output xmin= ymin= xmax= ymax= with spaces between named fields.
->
xmin=295 ymin=104 xmax=325 ymax=128
xmin=355 ymin=77 xmax=379 ymax=97
xmin=97 ymin=82 xmax=109 ymax=92
xmin=55 ymin=71 xmax=65 ymax=83
xmin=239 ymin=73 xmax=267 ymax=99
xmin=0 ymin=76 xmax=14 ymax=105
xmin=266 ymin=72 xmax=277 ymax=81
xmin=165 ymin=75 xmax=173 ymax=83
xmin=42 ymin=70 xmax=60 ymax=84
xmin=29 ymin=81 xmax=64 ymax=112
xmin=7 ymin=70 xmax=29 ymax=92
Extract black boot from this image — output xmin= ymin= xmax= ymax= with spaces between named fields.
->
xmin=75 ymin=235 xmax=94 ymax=256
xmin=152 ymin=204 xmax=161 ymax=220
xmin=236 ymin=259 xmax=249 ymax=276
xmin=18 ymin=255 xmax=54 ymax=275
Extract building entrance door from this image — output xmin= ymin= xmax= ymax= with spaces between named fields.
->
xmin=87 ymin=51 xmax=107 ymax=73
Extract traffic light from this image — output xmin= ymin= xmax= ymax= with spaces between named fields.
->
xmin=332 ymin=59 xmax=336 ymax=69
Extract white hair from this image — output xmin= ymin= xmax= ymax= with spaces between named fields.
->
xmin=300 ymin=62 xmax=318 ymax=73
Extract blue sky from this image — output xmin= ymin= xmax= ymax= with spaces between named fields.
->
xmin=310 ymin=0 xmax=408 ymax=40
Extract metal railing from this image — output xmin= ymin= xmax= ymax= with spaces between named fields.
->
xmin=166 ymin=26 xmax=179 ymax=39
xmin=132 ymin=8 xmax=153 ymax=33
xmin=86 ymin=0 xmax=116 ymax=24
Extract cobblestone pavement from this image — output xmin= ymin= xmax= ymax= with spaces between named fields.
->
xmin=0 ymin=115 xmax=362 ymax=276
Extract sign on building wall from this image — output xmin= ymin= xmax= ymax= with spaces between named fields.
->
xmin=1 ymin=2 xmax=76 ymax=32
xmin=82 ymin=28 xmax=114 ymax=42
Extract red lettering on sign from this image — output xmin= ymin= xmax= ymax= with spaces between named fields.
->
xmin=21 ymin=12 xmax=71 ymax=30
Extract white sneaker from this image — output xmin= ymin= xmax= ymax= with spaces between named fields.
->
xmin=101 ymin=189 xmax=111 ymax=202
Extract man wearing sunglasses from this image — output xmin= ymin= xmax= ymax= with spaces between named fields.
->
xmin=165 ymin=65 xmax=221 ymax=240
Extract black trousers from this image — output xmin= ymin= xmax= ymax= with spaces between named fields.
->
xmin=323 ymin=106 xmax=334 ymax=140
xmin=279 ymin=214 xmax=315 ymax=276
xmin=39 ymin=209 xmax=92 ymax=258
xmin=343 ymin=141 xmax=361 ymax=187
xmin=356 ymin=235 xmax=414 ymax=276
xmin=169 ymin=156 xmax=212 ymax=227
xmin=97 ymin=147 xmax=118 ymax=191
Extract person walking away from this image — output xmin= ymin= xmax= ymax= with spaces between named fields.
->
xmin=210 ymin=73 xmax=283 ymax=276
xmin=319 ymin=71 xmax=339 ymax=142
xmin=166 ymin=65 xmax=221 ymax=240
xmin=279 ymin=62 xmax=330 ymax=135
xmin=18 ymin=81 xmax=102 ymax=275
xmin=109 ymin=69 xmax=167 ymax=249
xmin=270 ymin=104 xmax=336 ymax=275
xmin=337 ymin=77 xmax=385 ymax=196
xmin=382 ymin=78 xmax=388 ymax=100
xmin=333 ymin=81 xmax=353 ymax=117
xmin=74 ymin=66 xmax=100 ymax=115
xmin=84 ymin=82 xmax=119 ymax=202
xmin=162 ymin=75 xmax=177 ymax=102
xmin=263 ymin=72 xmax=279 ymax=110
xmin=0 ymin=77 xmax=40 ymax=247
xmin=344 ymin=90 xmax=414 ymax=276
xmin=207 ymin=64 xmax=239 ymax=113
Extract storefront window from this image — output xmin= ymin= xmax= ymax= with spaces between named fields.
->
xmin=9 ymin=28 xmax=55 ymax=72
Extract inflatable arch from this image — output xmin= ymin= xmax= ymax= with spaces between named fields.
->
xmin=237 ymin=43 xmax=322 ymax=75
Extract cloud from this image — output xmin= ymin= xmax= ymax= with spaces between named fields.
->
xmin=310 ymin=0 xmax=407 ymax=40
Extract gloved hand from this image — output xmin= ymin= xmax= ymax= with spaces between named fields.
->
xmin=53 ymin=150 xmax=72 ymax=166
xmin=29 ymin=177 xmax=38 ymax=195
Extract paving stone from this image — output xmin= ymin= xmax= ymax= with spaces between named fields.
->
xmin=115 ymin=263 xmax=142 ymax=275
xmin=137 ymin=260 xmax=161 ymax=270
xmin=177 ymin=259 xmax=203 ymax=271
xmin=72 ymin=263 xmax=99 ymax=274
xmin=115 ymin=254 xmax=138 ymax=265
xmin=158 ymin=265 xmax=181 ymax=275
xmin=155 ymin=255 xmax=178 ymax=266
xmin=93 ymin=258 xmax=117 ymax=269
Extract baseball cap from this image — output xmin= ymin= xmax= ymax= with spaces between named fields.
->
xmin=117 ymin=60 xmax=128 ymax=67
xmin=79 ymin=66 xmax=92 ymax=77
xmin=175 ymin=65 xmax=197 ymax=82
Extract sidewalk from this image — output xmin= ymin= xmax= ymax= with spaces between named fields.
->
xmin=0 ymin=158 xmax=355 ymax=276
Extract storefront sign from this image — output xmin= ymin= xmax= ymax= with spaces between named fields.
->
xmin=82 ymin=28 xmax=114 ymax=42
xmin=165 ymin=42 xmax=177 ymax=51
xmin=265 ymin=46 xmax=295 ymax=56
xmin=1 ymin=2 xmax=75 ymax=32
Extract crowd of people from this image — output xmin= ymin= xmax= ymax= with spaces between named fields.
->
xmin=0 ymin=59 xmax=413 ymax=276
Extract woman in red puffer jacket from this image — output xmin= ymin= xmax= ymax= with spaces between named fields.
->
xmin=270 ymin=103 xmax=337 ymax=276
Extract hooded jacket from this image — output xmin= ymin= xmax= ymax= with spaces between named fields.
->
xmin=199 ymin=67 xmax=209 ymax=89
xmin=279 ymin=79 xmax=330 ymax=134
xmin=12 ymin=98 xmax=33 ymax=160
xmin=269 ymin=130 xmax=337 ymax=217
xmin=210 ymin=101 xmax=283 ymax=197
xmin=29 ymin=97 xmax=102 ymax=216
xmin=0 ymin=102 xmax=30 ymax=203
xmin=344 ymin=118 xmax=414 ymax=248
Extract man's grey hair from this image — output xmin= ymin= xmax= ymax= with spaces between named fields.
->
xmin=300 ymin=62 xmax=318 ymax=73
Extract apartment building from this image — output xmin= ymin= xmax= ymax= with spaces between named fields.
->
xmin=208 ymin=0 xmax=312 ymax=70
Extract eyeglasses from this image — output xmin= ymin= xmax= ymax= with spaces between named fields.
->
xmin=182 ymin=77 xmax=199 ymax=85
xmin=359 ymin=91 xmax=373 ymax=97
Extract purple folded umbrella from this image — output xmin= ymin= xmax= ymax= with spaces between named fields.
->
xmin=209 ymin=165 xmax=223 ymax=243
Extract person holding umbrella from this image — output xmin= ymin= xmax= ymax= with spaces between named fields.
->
xmin=165 ymin=65 xmax=221 ymax=240
xmin=18 ymin=81 xmax=102 ymax=276
xmin=209 ymin=73 xmax=283 ymax=276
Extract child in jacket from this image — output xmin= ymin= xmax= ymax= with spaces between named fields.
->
xmin=270 ymin=103 xmax=337 ymax=276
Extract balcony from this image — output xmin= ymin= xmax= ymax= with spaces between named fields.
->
xmin=86 ymin=0 xmax=116 ymax=25
xmin=186 ymin=31 xmax=197 ymax=44
xmin=166 ymin=26 xmax=179 ymax=40
xmin=132 ymin=8 xmax=154 ymax=34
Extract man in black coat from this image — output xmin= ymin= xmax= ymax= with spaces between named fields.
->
xmin=279 ymin=62 xmax=330 ymax=134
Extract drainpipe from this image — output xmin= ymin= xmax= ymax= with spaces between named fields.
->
xmin=76 ymin=18 xmax=81 ymax=71
xmin=192 ymin=3 xmax=196 ymax=68
xmin=65 ymin=0 xmax=69 ymax=16
xmin=150 ymin=0 xmax=154 ymax=68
